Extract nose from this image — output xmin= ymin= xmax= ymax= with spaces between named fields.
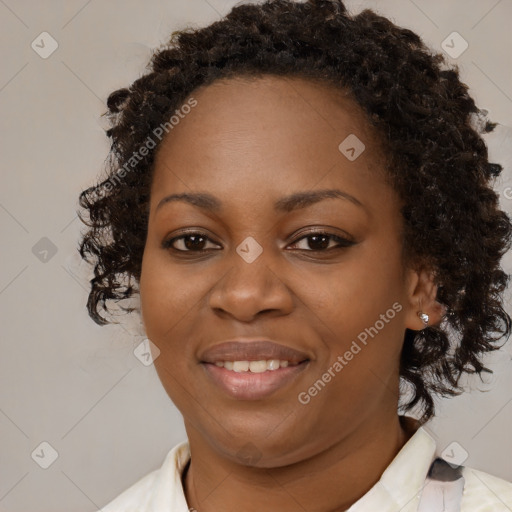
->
xmin=208 ymin=246 xmax=294 ymax=322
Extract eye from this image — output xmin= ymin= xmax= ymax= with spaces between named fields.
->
xmin=162 ymin=229 xmax=356 ymax=254
xmin=288 ymin=231 xmax=355 ymax=252
xmin=162 ymin=232 xmax=221 ymax=253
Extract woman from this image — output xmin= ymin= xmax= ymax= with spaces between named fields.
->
xmin=78 ymin=0 xmax=512 ymax=510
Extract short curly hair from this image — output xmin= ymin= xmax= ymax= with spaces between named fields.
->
xmin=78 ymin=0 xmax=512 ymax=424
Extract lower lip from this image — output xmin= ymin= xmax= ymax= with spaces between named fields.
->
xmin=201 ymin=362 xmax=309 ymax=400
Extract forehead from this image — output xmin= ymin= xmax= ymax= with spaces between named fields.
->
xmin=150 ymin=74 xmax=390 ymax=205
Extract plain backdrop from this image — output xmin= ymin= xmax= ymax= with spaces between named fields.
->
xmin=1 ymin=0 xmax=511 ymax=510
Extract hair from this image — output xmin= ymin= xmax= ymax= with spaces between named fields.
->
xmin=78 ymin=0 xmax=512 ymax=424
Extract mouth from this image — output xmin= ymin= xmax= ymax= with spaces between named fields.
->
xmin=199 ymin=340 xmax=311 ymax=400
xmin=212 ymin=359 xmax=300 ymax=372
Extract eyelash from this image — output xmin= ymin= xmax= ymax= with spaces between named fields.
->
xmin=161 ymin=230 xmax=356 ymax=254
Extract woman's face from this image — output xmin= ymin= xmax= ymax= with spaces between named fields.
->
xmin=140 ymin=75 xmax=422 ymax=467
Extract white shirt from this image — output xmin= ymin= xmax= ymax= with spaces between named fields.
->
xmin=100 ymin=426 xmax=512 ymax=511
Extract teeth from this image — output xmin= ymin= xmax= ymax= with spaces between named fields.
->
xmin=213 ymin=359 xmax=297 ymax=372
xmin=249 ymin=360 xmax=267 ymax=373
xmin=233 ymin=361 xmax=250 ymax=372
xmin=267 ymin=359 xmax=280 ymax=371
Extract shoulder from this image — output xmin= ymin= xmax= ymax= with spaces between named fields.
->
xmin=100 ymin=469 xmax=158 ymax=512
xmin=461 ymin=465 xmax=512 ymax=510
xmin=100 ymin=441 xmax=190 ymax=512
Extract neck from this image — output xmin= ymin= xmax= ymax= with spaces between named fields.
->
xmin=182 ymin=414 xmax=418 ymax=512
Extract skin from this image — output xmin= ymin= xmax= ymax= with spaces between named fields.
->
xmin=139 ymin=75 xmax=444 ymax=512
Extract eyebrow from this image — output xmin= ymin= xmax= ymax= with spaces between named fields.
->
xmin=155 ymin=188 xmax=364 ymax=214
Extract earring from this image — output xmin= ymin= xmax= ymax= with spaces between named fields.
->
xmin=417 ymin=311 xmax=429 ymax=328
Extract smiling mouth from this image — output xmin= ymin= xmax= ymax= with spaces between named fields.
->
xmin=212 ymin=359 xmax=303 ymax=372
xmin=199 ymin=339 xmax=312 ymax=399
xmin=201 ymin=359 xmax=310 ymax=400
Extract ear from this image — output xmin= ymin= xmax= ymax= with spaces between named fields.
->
xmin=404 ymin=267 xmax=446 ymax=330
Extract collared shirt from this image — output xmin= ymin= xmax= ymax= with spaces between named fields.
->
xmin=100 ymin=425 xmax=512 ymax=511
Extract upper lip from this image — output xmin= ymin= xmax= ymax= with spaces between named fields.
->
xmin=200 ymin=340 xmax=311 ymax=364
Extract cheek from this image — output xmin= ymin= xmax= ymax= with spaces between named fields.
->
xmin=139 ymin=250 xmax=207 ymax=339
xmin=301 ymin=244 xmax=407 ymax=409
xmin=306 ymin=242 xmax=405 ymax=333
xmin=295 ymin=249 xmax=406 ymax=423
xmin=139 ymin=251 xmax=206 ymax=406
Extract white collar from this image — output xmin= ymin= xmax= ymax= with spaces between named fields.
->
xmin=143 ymin=423 xmax=437 ymax=512
xmin=347 ymin=426 xmax=437 ymax=511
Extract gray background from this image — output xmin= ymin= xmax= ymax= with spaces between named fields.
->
xmin=1 ymin=0 xmax=511 ymax=510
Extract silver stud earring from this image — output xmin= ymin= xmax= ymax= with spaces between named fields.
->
xmin=417 ymin=311 xmax=429 ymax=328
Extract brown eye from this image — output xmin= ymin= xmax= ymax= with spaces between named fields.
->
xmin=162 ymin=233 xmax=221 ymax=252
xmin=304 ymin=234 xmax=330 ymax=251
xmin=288 ymin=232 xmax=355 ymax=251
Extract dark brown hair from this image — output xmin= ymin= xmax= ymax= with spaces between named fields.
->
xmin=78 ymin=0 xmax=512 ymax=424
